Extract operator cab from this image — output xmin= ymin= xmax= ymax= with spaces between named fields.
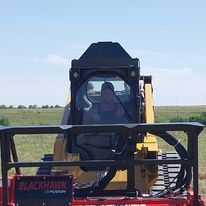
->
xmin=68 ymin=42 xmax=141 ymax=125
xmin=60 ymin=42 xmax=142 ymax=168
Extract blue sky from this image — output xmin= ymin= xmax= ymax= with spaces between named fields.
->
xmin=0 ymin=1 xmax=206 ymax=106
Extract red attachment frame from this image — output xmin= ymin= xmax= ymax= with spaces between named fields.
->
xmin=73 ymin=198 xmax=188 ymax=205
xmin=72 ymin=193 xmax=205 ymax=206
xmin=0 ymin=176 xmax=205 ymax=206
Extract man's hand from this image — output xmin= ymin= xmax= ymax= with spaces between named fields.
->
xmin=90 ymin=107 xmax=101 ymax=122
xmin=115 ymin=105 xmax=124 ymax=118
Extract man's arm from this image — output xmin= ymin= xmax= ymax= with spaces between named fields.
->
xmin=83 ymin=106 xmax=101 ymax=124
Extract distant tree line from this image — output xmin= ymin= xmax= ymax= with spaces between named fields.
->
xmin=170 ymin=112 xmax=206 ymax=125
xmin=0 ymin=104 xmax=62 ymax=109
xmin=41 ymin=105 xmax=62 ymax=109
xmin=0 ymin=105 xmax=14 ymax=109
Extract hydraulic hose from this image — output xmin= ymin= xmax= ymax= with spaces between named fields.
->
xmin=152 ymin=131 xmax=191 ymax=196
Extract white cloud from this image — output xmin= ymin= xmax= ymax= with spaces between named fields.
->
xmin=144 ymin=67 xmax=193 ymax=79
xmin=45 ymin=54 xmax=69 ymax=65
xmin=0 ymin=72 xmax=69 ymax=107
xmin=142 ymin=66 xmax=206 ymax=105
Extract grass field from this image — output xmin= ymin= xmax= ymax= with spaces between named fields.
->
xmin=0 ymin=108 xmax=63 ymax=175
xmin=0 ymin=106 xmax=206 ymax=195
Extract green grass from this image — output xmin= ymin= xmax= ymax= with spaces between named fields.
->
xmin=155 ymin=105 xmax=206 ymax=123
xmin=0 ymin=106 xmax=206 ymax=195
xmin=0 ymin=108 xmax=64 ymax=125
xmin=0 ymin=108 xmax=64 ymax=175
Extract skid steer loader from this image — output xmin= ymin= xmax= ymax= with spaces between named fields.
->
xmin=0 ymin=42 xmax=205 ymax=205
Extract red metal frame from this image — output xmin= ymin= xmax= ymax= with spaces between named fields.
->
xmin=73 ymin=198 xmax=188 ymax=205
xmin=72 ymin=192 xmax=205 ymax=206
xmin=0 ymin=175 xmax=205 ymax=206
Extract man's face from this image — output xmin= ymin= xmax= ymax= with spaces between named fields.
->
xmin=101 ymin=89 xmax=114 ymax=104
